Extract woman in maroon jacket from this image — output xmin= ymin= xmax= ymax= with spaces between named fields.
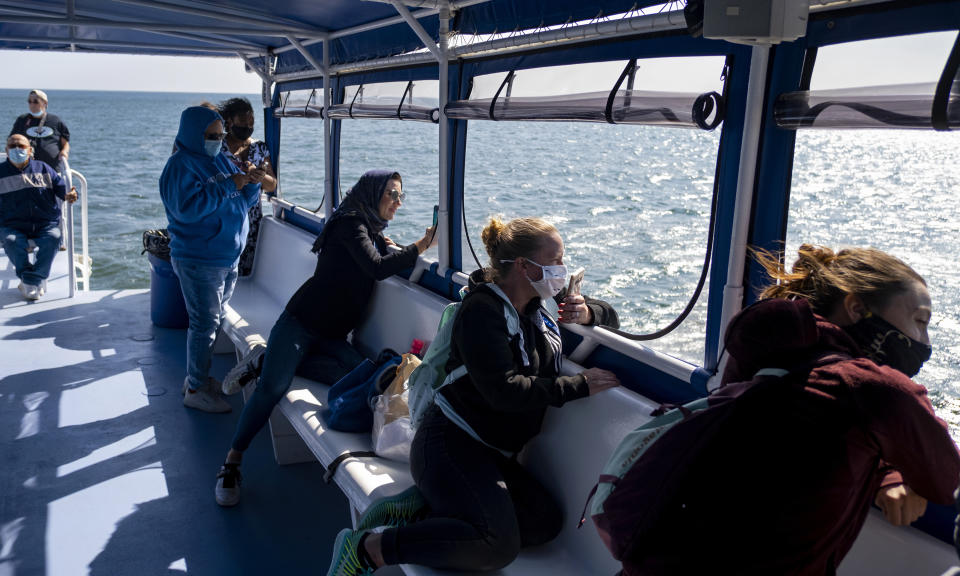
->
xmin=634 ymin=244 xmax=960 ymax=575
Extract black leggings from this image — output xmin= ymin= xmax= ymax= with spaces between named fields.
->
xmin=380 ymin=405 xmax=563 ymax=571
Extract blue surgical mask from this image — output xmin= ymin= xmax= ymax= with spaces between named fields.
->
xmin=28 ymin=109 xmax=43 ymax=118
xmin=203 ymin=139 xmax=222 ymax=157
xmin=8 ymin=148 xmax=30 ymax=164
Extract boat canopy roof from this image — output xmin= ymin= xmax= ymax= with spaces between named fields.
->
xmin=0 ymin=1 xmax=657 ymax=65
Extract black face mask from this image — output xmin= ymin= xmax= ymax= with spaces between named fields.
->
xmin=843 ymin=314 xmax=932 ymax=378
xmin=229 ymin=125 xmax=254 ymax=140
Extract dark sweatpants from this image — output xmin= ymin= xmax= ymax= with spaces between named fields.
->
xmin=380 ymin=405 xmax=562 ymax=571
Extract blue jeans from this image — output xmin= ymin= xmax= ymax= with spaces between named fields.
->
xmin=231 ymin=310 xmax=364 ymax=452
xmin=170 ymin=258 xmax=238 ymax=392
xmin=0 ymin=224 xmax=61 ymax=286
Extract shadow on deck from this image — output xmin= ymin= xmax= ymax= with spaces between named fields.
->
xmin=0 ymin=288 xmax=351 ymax=575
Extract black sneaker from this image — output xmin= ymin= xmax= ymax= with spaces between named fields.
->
xmin=215 ymin=462 xmax=243 ymax=507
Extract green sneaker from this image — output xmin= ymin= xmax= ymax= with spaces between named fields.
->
xmin=356 ymin=486 xmax=427 ymax=531
xmin=326 ymin=528 xmax=374 ymax=576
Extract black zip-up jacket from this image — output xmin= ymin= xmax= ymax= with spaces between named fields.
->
xmin=440 ymin=282 xmax=592 ymax=453
xmin=285 ymin=216 xmax=418 ymax=339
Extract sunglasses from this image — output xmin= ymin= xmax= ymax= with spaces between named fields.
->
xmin=7 ymin=144 xmax=29 ymax=149
xmin=27 ymin=99 xmax=42 ymax=104
xmin=386 ymin=188 xmax=406 ymax=203
xmin=204 ymin=132 xmax=227 ymax=141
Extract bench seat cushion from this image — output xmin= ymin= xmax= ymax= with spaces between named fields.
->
xmin=279 ymin=376 xmax=417 ymax=509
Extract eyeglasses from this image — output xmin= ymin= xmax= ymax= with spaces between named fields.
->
xmin=386 ymin=188 xmax=406 ymax=203
xmin=204 ymin=132 xmax=227 ymax=141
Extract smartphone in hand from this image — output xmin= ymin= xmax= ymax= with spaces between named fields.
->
xmin=432 ymin=204 xmax=439 ymax=228
xmin=567 ymin=267 xmax=585 ymax=296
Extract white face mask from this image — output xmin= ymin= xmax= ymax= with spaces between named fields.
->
xmin=503 ymin=258 xmax=567 ymax=300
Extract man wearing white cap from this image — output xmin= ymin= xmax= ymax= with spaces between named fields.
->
xmin=9 ymin=90 xmax=71 ymax=170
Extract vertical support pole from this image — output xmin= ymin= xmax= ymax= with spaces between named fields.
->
xmin=437 ymin=5 xmax=451 ymax=270
xmin=716 ymin=45 xmax=770 ymax=364
xmin=323 ymin=39 xmax=334 ymax=220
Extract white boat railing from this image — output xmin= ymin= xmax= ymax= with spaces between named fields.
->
xmin=58 ymin=158 xmax=90 ymax=296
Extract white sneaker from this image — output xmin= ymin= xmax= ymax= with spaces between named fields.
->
xmin=215 ymin=462 xmax=243 ymax=507
xmin=182 ymin=376 xmax=221 ymax=396
xmin=222 ymin=342 xmax=266 ymax=395
xmin=23 ymin=284 xmax=40 ymax=301
xmin=182 ymin=379 xmax=231 ymax=413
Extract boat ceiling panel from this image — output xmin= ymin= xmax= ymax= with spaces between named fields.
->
xmin=0 ymin=0 xmax=669 ymax=64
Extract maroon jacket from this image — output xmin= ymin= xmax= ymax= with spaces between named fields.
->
xmin=635 ymin=298 xmax=959 ymax=575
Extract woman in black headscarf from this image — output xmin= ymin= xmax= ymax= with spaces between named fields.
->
xmin=214 ymin=170 xmax=437 ymax=506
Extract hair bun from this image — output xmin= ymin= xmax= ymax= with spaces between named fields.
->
xmin=481 ymin=217 xmax=505 ymax=260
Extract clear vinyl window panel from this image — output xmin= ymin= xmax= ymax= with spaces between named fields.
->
xmin=462 ymin=120 xmax=720 ymax=365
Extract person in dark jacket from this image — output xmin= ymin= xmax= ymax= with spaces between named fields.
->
xmin=0 ymin=134 xmax=76 ymax=301
xmin=325 ymin=216 xmax=621 ymax=575
xmin=214 ymin=170 xmax=437 ymax=506
xmin=632 ymin=244 xmax=960 ymax=575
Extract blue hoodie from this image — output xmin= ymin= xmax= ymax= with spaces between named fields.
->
xmin=159 ymin=106 xmax=260 ymax=267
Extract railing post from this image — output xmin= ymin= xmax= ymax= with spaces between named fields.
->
xmin=323 ymin=38 xmax=335 ymax=220
xmin=438 ymin=4 xmax=451 ymax=270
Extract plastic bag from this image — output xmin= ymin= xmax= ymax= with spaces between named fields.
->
xmin=372 ymin=353 xmax=421 ymax=461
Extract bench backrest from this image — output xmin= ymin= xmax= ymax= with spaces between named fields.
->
xmin=249 ymin=216 xmax=318 ymax=307
xmin=522 ymin=387 xmax=657 ymax=572
xmin=252 ymin=214 xmax=657 ymax=573
xmin=351 ymin=276 xmax=449 ymax=360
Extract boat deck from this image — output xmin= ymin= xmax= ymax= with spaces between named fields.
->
xmin=0 ymin=249 xmax=351 ymax=575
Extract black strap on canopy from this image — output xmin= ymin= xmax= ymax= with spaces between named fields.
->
xmin=397 ymin=80 xmax=414 ymax=120
xmin=489 ymin=70 xmax=515 ymax=121
xmin=605 ymin=58 xmax=637 ymax=124
xmin=932 ymin=32 xmax=960 ymax=131
xmin=348 ymin=85 xmax=364 ymax=120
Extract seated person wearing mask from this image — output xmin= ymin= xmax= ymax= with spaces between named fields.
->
xmin=0 ymin=134 xmax=77 ymax=301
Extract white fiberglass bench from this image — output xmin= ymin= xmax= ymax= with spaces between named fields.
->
xmin=221 ymin=214 xmax=658 ymax=576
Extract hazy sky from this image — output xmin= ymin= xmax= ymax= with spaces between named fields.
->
xmin=0 ymin=30 xmax=954 ymax=94
xmin=0 ymin=51 xmax=261 ymax=94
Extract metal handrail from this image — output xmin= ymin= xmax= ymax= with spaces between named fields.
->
xmin=73 ymin=169 xmax=90 ymax=292
xmin=59 ymin=159 xmax=90 ymax=295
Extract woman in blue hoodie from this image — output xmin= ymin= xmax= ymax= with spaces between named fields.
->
xmin=160 ymin=106 xmax=264 ymax=414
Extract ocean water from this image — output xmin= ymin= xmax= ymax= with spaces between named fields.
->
xmin=3 ymin=89 xmax=959 ymax=435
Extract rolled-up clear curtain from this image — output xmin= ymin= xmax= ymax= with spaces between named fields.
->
xmin=775 ymin=83 xmax=960 ymax=129
xmin=326 ymin=82 xmax=440 ymax=123
xmin=272 ymin=89 xmax=323 ymax=118
xmin=777 ymin=32 xmax=960 ymax=131
xmin=444 ymin=91 xmax=721 ymax=127
xmin=444 ymin=60 xmax=724 ymax=130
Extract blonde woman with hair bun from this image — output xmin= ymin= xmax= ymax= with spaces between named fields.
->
xmin=330 ymin=216 xmax=620 ymax=574
xmin=633 ymin=243 xmax=960 ymax=575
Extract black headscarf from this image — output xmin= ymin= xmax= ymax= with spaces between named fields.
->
xmin=312 ymin=170 xmax=400 ymax=253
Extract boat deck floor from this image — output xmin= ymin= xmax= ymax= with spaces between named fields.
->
xmin=0 ymin=249 xmax=352 ymax=575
